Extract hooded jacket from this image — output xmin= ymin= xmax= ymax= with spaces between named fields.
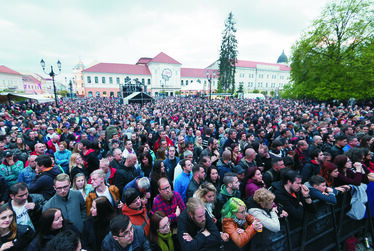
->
xmin=0 ymin=158 xmax=24 ymax=186
xmin=82 ymin=149 xmax=100 ymax=177
xmin=215 ymin=185 xmax=241 ymax=227
xmin=222 ymin=214 xmax=257 ymax=249
xmin=29 ymin=165 xmax=62 ymax=200
xmin=246 ymin=197 xmax=280 ymax=232
xmin=301 ymin=160 xmax=321 ymax=183
xmin=122 ymin=204 xmax=150 ymax=236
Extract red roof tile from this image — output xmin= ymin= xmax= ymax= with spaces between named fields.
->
xmin=136 ymin=58 xmax=152 ymax=65
xmin=150 ymin=52 xmax=181 ymax=65
xmin=83 ymin=63 xmax=151 ymax=75
xmin=236 ymin=60 xmax=290 ymax=71
xmin=181 ymin=68 xmax=219 ymax=78
xmin=0 ymin=65 xmax=22 ymax=75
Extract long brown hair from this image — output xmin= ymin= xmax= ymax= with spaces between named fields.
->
xmin=149 ymin=211 xmax=168 ymax=244
xmin=320 ymin=162 xmax=338 ymax=186
xmin=0 ymin=204 xmax=17 ymax=239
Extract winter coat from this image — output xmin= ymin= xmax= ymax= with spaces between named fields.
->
xmin=101 ymin=226 xmax=151 ymax=251
xmin=82 ymin=216 xmax=111 ymax=251
xmin=0 ymin=158 xmax=24 ymax=186
xmin=177 ymin=209 xmax=222 ymax=251
xmin=0 ymin=224 xmax=34 ymax=251
xmin=18 ymin=165 xmax=37 ymax=186
xmin=114 ymin=165 xmax=141 ymax=198
xmin=271 ymin=181 xmax=316 ymax=229
xmin=222 ymin=214 xmax=257 ymax=249
xmin=43 ymin=190 xmax=86 ymax=232
xmin=301 ymin=160 xmax=321 ymax=183
xmin=29 ymin=166 xmax=62 ymax=200
xmin=246 ymin=197 xmax=280 ymax=232
xmin=245 ymin=179 xmax=264 ymax=199
xmin=122 ymin=204 xmax=150 ymax=236
xmin=215 ymin=185 xmax=241 ymax=228
xmin=54 ymin=149 xmax=71 ymax=173
xmin=305 ymin=182 xmax=337 ymax=205
xmin=86 ymin=185 xmax=120 ymax=217
xmin=82 ymin=149 xmax=100 ymax=177
xmin=217 ymin=159 xmax=234 ymax=183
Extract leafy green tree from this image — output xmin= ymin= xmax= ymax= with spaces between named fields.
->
xmin=253 ymin=89 xmax=259 ymax=94
xmin=218 ymin=12 xmax=238 ymax=94
xmin=57 ymin=90 xmax=68 ymax=97
xmin=288 ymin=0 xmax=374 ymax=101
xmin=237 ymin=82 xmax=244 ymax=93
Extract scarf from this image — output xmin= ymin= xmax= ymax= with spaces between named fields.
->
xmin=157 ymin=231 xmax=174 ymax=251
xmin=233 ymin=217 xmax=246 ymax=228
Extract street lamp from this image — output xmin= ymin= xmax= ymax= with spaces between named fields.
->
xmin=69 ymin=79 xmax=74 ymax=100
xmin=40 ymin=59 xmax=61 ymax=107
xmin=206 ymin=70 xmax=216 ymax=101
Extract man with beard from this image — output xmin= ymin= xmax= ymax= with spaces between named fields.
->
xmin=152 ymin=178 xmax=185 ymax=226
xmin=272 ymin=169 xmax=316 ymax=229
xmin=177 ymin=197 xmax=221 ymax=251
xmin=199 ymin=138 xmax=220 ymax=165
xmin=308 ymin=135 xmax=323 ymax=154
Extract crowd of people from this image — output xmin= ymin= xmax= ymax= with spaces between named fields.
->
xmin=0 ymin=96 xmax=373 ymax=250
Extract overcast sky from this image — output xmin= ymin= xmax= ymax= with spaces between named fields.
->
xmin=1 ymin=0 xmax=330 ymax=82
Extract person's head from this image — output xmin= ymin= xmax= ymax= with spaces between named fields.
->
xmin=72 ymin=173 xmax=87 ymax=190
xmin=58 ymin=141 xmax=67 ymax=152
xmin=113 ymin=148 xmax=123 ymax=162
xmin=245 ymin=148 xmax=256 ymax=161
xmin=313 ymin=136 xmax=323 ymax=146
xmin=246 ymin=166 xmax=262 ymax=183
xmin=345 ymin=147 xmax=364 ymax=163
xmin=192 ymin=165 xmax=205 ymax=182
xmin=110 ymin=214 xmax=134 ymax=248
xmin=150 ymin=211 xmax=170 ymax=239
xmin=90 ymin=169 xmax=106 ymax=189
xmin=136 ymin=177 xmax=150 ymax=194
xmin=123 ymin=188 xmax=142 ymax=210
xmin=272 ymin=157 xmax=285 ymax=171
xmin=80 ymin=139 xmax=91 ymax=150
xmin=334 ymin=155 xmax=351 ymax=173
xmin=223 ymin=172 xmax=240 ymax=191
xmin=347 ymin=136 xmax=359 ymax=147
xmin=168 ymin=146 xmax=176 ymax=158
xmin=320 ymin=161 xmax=339 ymax=185
xmin=90 ymin=196 xmax=117 ymax=223
xmin=34 ymin=143 xmax=45 ymax=154
xmin=310 ymin=149 xmax=324 ymax=163
xmin=100 ymin=158 xmax=110 ymax=173
xmin=54 ymin=174 xmax=71 ymax=198
xmin=0 ymin=204 xmax=16 ymax=237
xmin=253 ymin=188 xmax=275 ymax=210
xmin=39 ymin=208 xmax=64 ymax=235
xmin=207 ymin=166 xmax=219 ymax=183
xmin=152 ymin=160 xmax=166 ymax=178
xmin=125 ymin=140 xmax=133 ymax=151
xmin=180 ymin=159 xmax=192 ymax=174
xmin=36 ymin=155 xmax=52 ymax=172
xmin=125 ymin=154 xmax=137 ymax=167
xmin=281 ymin=169 xmax=302 ymax=193
xmin=69 ymin=153 xmax=83 ymax=169
xmin=335 ymin=135 xmax=348 ymax=148
xmin=309 ymin=175 xmax=327 ymax=193
xmin=186 ymin=198 xmax=206 ymax=228
xmin=183 ymin=150 xmax=193 ymax=163
xmin=28 ymin=155 xmax=38 ymax=169
xmin=158 ymin=177 xmax=173 ymax=201
xmin=229 ymin=129 xmax=237 ymax=140
xmin=194 ymin=182 xmax=216 ymax=204
xmin=9 ymin=182 xmax=29 ymax=205
xmin=200 ymin=156 xmax=212 ymax=169
xmin=221 ymin=197 xmax=246 ymax=220
xmin=45 ymin=230 xmax=81 ymax=251
xmin=296 ymin=140 xmax=308 ymax=151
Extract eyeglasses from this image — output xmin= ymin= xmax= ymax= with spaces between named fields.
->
xmin=55 ymin=185 xmax=70 ymax=191
xmin=117 ymin=224 xmax=134 ymax=238
xmin=160 ymin=186 xmax=171 ymax=191
xmin=159 ymin=221 xmax=170 ymax=231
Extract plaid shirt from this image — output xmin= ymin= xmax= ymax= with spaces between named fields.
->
xmin=152 ymin=191 xmax=185 ymax=223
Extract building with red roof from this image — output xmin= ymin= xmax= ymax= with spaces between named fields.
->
xmin=79 ymin=51 xmax=290 ymax=98
xmin=22 ymin=75 xmax=43 ymax=94
xmin=0 ymin=65 xmax=24 ymax=93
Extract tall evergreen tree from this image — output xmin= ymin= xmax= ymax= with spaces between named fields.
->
xmin=218 ymin=12 xmax=238 ymax=94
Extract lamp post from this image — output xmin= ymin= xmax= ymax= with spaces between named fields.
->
xmin=69 ymin=79 xmax=73 ymax=100
xmin=206 ymin=70 xmax=216 ymax=101
xmin=40 ymin=59 xmax=61 ymax=107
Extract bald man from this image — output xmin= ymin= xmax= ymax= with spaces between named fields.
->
xmin=114 ymin=154 xmax=141 ymax=198
xmin=237 ymin=148 xmax=259 ymax=172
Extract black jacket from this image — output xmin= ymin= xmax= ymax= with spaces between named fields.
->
xmin=0 ymin=224 xmax=34 ymax=251
xmin=114 ymin=165 xmax=140 ymax=198
xmin=177 ymin=210 xmax=222 ymax=251
xmin=329 ymin=145 xmax=344 ymax=161
xmin=186 ymin=178 xmax=200 ymax=200
xmin=271 ymin=181 xmax=316 ymax=229
xmin=29 ymin=166 xmax=62 ymax=200
xmin=82 ymin=216 xmax=111 ymax=251
xmin=301 ymin=160 xmax=321 ymax=183
xmin=101 ymin=226 xmax=151 ymax=251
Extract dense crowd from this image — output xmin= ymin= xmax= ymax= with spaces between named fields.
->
xmin=0 ymin=96 xmax=373 ymax=250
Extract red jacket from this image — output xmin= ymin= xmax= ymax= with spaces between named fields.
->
xmin=122 ymin=204 xmax=150 ymax=236
xmin=47 ymin=139 xmax=59 ymax=153
xmin=154 ymin=137 xmax=174 ymax=153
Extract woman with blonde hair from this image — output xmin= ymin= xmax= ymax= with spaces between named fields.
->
xmin=193 ymin=182 xmax=217 ymax=223
xmin=69 ymin=153 xmax=85 ymax=181
xmin=222 ymin=197 xmax=263 ymax=250
xmin=71 ymin=173 xmax=92 ymax=200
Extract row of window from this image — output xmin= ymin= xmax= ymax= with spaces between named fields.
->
xmin=87 ymin=91 xmax=120 ymax=97
xmin=181 ymin=80 xmax=216 ymax=87
xmin=239 ymin=73 xmax=289 ymax=80
xmin=87 ymin=76 xmax=151 ymax=85
xmin=24 ymin=85 xmax=41 ymax=89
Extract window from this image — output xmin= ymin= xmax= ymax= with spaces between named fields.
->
xmin=181 ymin=80 xmax=184 ymax=86
xmin=142 ymin=78 xmax=145 ymax=84
xmin=102 ymin=77 xmax=106 ymax=83
xmin=103 ymin=91 xmax=107 ymax=97
xmin=267 ymin=74 xmax=269 ymax=79
xmin=109 ymin=77 xmax=113 ymax=84
xmin=88 ymin=91 xmax=93 ymax=97
xmin=87 ymin=76 xmax=91 ymax=83
xmin=117 ymin=92 xmax=121 ymax=97
xmin=96 ymin=91 xmax=100 ymax=97
xmin=116 ymin=77 xmax=120 ymax=84
xmin=110 ymin=92 xmax=114 ymax=97
xmin=186 ymin=80 xmax=188 ymax=86
xmin=148 ymin=79 xmax=151 ymax=85
xmin=94 ymin=76 xmax=98 ymax=84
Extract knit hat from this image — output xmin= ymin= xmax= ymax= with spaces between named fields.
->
xmin=123 ymin=188 xmax=139 ymax=206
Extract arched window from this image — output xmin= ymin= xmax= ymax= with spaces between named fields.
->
xmin=88 ymin=91 xmax=93 ymax=97
xmin=103 ymin=91 xmax=107 ymax=97
xmin=96 ymin=91 xmax=100 ymax=97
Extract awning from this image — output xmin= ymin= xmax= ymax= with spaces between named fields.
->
xmin=0 ymin=93 xmax=54 ymax=104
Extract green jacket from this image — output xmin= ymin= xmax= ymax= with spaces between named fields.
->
xmin=0 ymin=159 xmax=24 ymax=186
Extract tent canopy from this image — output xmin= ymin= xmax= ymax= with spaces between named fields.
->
xmin=0 ymin=93 xmax=54 ymax=104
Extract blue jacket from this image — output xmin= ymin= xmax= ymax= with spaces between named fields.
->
xmin=305 ymin=182 xmax=337 ymax=205
xmin=174 ymin=172 xmax=192 ymax=203
xmin=18 ymin=166 xmax=37 ymax=186
xmin=163 ymin=156 xmax=180 ymax=181
xmin=54 ymin=149 xmax=72 ymax=172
